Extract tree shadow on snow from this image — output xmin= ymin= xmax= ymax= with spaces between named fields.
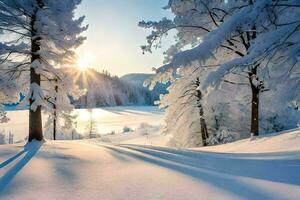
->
xmin=119 ymin=145 xmax=300 ymax=185
xmin=105 ymin=144 xmax=300 ymax=200
xmin=0 ymin=141 xmax=42 ymax=192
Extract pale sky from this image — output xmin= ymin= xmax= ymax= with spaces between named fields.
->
xmin=75 ymin=0 xmax=174 ymax=76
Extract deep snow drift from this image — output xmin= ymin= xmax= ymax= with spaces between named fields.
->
xmin=0 ymin=129 xmax=299 ymax=200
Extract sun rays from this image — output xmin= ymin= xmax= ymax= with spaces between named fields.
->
xmin=77 ymin=57 xmax=90 ymax=71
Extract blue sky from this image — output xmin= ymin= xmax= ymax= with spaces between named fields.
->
xmin=76 ymin=0 xmax=174 ymax=76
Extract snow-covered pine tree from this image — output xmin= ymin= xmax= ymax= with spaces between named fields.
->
xmin=140 ymin=0 xmax=300 ymax=136
xmin=0 ymin=0 xmax=87 ymax=141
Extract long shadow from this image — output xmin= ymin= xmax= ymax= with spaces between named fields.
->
xmin=104 ymin=144 xmax=298 ymax=200
xmin=105 ymin=146 xmax=272 ymax=199
xmin=121 ymin=144 xmax=300 ymax=161
xmin=121 ymin=144 xmax=300 ymax=159
xmin=119 ymin=144 xmax=300 ymax=186
xmin=0 ymin=150 xmax=26 ymax=169
xmin=0 ymin=141 xmax=42 ymax=191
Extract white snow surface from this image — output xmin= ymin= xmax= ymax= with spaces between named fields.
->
xmin=198 ymin=128 xmax=300 ymax=153
xmin=2 ymin=106 xmax=165 ymax=141
xmin=0 ymin=129 xmax=300 ymax=200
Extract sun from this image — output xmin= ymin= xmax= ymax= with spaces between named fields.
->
xmin=77 ymin=58 xmax=89 ymax=71
xmin=75 ymin=49 xmax=95 ymax=71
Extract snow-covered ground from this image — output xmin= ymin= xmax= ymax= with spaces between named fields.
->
xmin=0 ymin=129 xmax=299 ymax=200
xmin=198 ymin=128 xmax=300 ymax=153
xmin=91 ymin=125 xmax=171 ymax=147
xmin=1 ymin=106 xmax=164 ymax=141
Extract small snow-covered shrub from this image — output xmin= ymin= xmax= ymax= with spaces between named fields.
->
xmin=90 ymin=133 xmax=101 ymax=139
xmin=262 ymin=115 xmax=286 ymax=133
xmin=0 ymin=130 xmax=6 ymax=144
xmin=139 ymin=123 xmax=151 ymax=129
xmin=100 ymin=137 xmax=111 ymax=143
xmin=207 ymin=128 xmax=236 ymax=145
xmin=138 ymin=128 xmax=148 ymax=136
xmin=0 ymin=110 xmax=9 ymax=123
xmin=260 ymin=107 xmax=300 ymax=134
xmin=123 ymin=126 xmax=133 ymax=133
xmin=110 ymin=130 xmax=116 ymax=135
xmin=137 ymin=123 xmax=161 ymax=136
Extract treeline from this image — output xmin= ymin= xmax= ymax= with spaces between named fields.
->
xmin=65 ymin=68 xmax=166 ymax=108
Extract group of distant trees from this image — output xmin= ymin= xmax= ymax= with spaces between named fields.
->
xmin=140 ymin=0 xmax=300 ymax=147
xmin=65 ymin=68 xmax=161 ymax=108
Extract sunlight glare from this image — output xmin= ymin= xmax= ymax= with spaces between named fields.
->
xmin=77 ymin=57 xmax=89 ymax=71
xmin=75 ymin=50 xmax=95 ymax=71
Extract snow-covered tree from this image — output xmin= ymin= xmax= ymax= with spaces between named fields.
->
xmin=0 ymin=0 xmax=87 ymax=141
xmin=43 ymin=71 xmax=84 ymax=140
xmin=140 ymin=0 xmax=300 ymax=138
xmin=158 ymin=67 xmax=209 ymax=148
xmin=85 ymin=109 xmax=98 ymax=138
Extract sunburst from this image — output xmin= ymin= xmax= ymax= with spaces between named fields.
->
xmin=77 ymin=57 xmax=89 ymax=71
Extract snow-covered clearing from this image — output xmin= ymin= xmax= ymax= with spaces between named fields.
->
xmin=2 ymin=106 xmax=164 ymax=141
xmin=0 ymin=129 xmax=299 ymax=200
xmin=92 ymin=130 xmax=171 ymax=147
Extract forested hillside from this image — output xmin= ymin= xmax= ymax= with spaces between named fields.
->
xmin=65 ymin=69 xmax=167 ymax=108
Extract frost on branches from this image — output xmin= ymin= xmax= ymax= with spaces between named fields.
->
xmin=0 ymin=0 xmax=87 ymax=141
xmin=140 ymin=0 xmax=300 ymax=147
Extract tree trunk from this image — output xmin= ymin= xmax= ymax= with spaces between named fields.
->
xmin=53 ymin=82 xmax=58 ymax=140
xmin=28 ymin=1 xmax=43 ymax=142
xmin=250 ymin=87 xmax=259 ymax=136
xmin=53 ymin=117 xmax=56 ymax=140
xmin=196 ymin=78 xmax=209 ymax=146
xmin=29 ymin=63 xmax=43 ymax=141
xmin=249 ymin=67 xmax=260 ymax=136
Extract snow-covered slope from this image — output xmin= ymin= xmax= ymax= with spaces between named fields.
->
xmin=0 ymin=130 xmax=299 ymax=200
xmin=98 ymin=127 xmax=300 ymax=153
xmin=198 ymin=128 xmax=300 ymax=153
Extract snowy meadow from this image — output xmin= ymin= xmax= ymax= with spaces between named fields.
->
xmin=1 ymin=106 xmax=164 ymax=142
